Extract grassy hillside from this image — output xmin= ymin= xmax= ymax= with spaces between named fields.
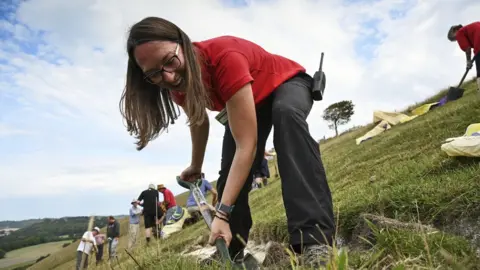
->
xmin=0 ymin=220 xmax=43 ymax=230
xmin=0 ymin=240 xmax=70 ymax=270
xmin=30 ymin=79 xmax=480 ymax=269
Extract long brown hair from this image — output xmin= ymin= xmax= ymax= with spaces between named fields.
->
xmin=120 ymin=17 xmax=210 ymax=150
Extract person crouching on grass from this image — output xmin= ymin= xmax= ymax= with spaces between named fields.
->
xmin=119 ymin=17 xmax=335 ymax=268
xmin=76 ymin=227 xmax=98 ymax=269
xmin=448 ymin=21 xmax=480 ymax=92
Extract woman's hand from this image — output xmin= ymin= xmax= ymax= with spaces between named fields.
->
xmin=467 ymin=59 xmax=473 ymax=69
xmin=180 ymin=165 xmax=202 ymax=182
xmin=208 ymin=214 xmax=232 ymax=247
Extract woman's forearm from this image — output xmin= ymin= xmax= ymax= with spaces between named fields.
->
xmin=466 ymin=50 xmax=472 ymax=61
xmin=220 ymin=145 xmax=256 ymax=206
xmin=190 ymin=115 xmax=209 ymax=169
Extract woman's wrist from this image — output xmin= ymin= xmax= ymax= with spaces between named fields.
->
xmin=216 ymin=209 xmax=229 ymax=218
xmin=190 ymin=162 xmax=202 ymax=171
xmin=214 ymin=211 xmax=229 ymax=223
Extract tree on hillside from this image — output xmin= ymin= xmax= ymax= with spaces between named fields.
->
xmin=0 ymin=249 xmax=5 ymax=259
xmin=323 ymin=100 xmax=355 ymax=137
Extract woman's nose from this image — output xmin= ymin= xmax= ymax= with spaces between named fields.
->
xmin=162 ymin=72 xmax=176 ymax=83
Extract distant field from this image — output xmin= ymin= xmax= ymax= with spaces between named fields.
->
xmin=0 ymin=240 xmax=70 ymax=269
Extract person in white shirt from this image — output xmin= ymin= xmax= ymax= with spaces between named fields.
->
xmin=76 ymin=227 xmax=99 ymax=269
xmin=128 ymin=199 xmax=143 ymax=250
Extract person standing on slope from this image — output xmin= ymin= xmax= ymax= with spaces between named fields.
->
xmin=128 ymin=199 xmax=143 ymax=250
xmin=448 ymin=21 xmax=480 ymax=92
xmin=120 ymin=17 xmax=335 ymax=267
xmin=137 ymin=184 xmax=162 ymax=244
xmin=106 ymin=216 xmax=120 ymax=260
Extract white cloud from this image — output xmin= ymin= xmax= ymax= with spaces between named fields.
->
xmin=0 ymin=0 xmax=479 ymax=218
xmin=0 ymin=124 xmax=28 ymax=137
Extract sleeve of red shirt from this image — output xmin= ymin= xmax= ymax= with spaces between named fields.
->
xmin=213 ymin=51 xmax=254 ymax=103
xmin=456 ymin=28 xmax=471 ymax=52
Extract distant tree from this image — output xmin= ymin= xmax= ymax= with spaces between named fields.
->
xmin=0 ymin=249 xmax=5 ymax=259
xmin=323 ymin=100 xmax=355 ymax=137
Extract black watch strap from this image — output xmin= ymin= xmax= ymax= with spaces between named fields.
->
xmin=215 ymin=202 xmax=234 ymax=217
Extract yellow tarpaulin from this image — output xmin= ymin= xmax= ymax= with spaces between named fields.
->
xmin=161 ymin=207 xmax=191 ymax=239
xmin=411 ymin=102 xmax=439 ymax=116
xmin=356 ymin=102 xmax=442 ymax=145
xmin=441 ymin=123 xmax=480 ymax=157
xmin=373 ymin=111 xmax=417 ymax=125
xmin=356 ymin=112 xmax=417 ymax=145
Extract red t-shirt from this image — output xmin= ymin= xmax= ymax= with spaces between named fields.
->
xmin=162 ymin=188 xmax=176 ymax=209
xmin=170 ymin=36 xmax=306 ymax=111
xmin=456 ymin=21 xmax=480 ymax=55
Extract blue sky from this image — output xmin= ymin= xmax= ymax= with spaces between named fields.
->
xmin=1 ymin=0 xmax=479 ymax=221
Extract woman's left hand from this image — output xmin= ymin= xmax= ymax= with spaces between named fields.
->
xmin=208 ymin=216 xmax=232 ymax=247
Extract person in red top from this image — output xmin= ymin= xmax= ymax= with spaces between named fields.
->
xmin=120 ymin=17 xmax=334 ymax=267
xmin=448 ymin=21 xmax=480 ymax=91
xmin=157 ymin=184 xmax=176 ymax=209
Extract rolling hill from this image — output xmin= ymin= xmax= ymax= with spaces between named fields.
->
xmin=29 ymin=79 xmax=480 ymax=269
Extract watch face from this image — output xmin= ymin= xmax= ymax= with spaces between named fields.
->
xmin=217 ymin=203 xmax=233 ymax=214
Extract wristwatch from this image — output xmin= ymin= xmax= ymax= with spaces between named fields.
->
xmin=215 ymin=202 xmax=234 ymax=218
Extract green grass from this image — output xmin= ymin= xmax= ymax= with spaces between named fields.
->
xmin=0 ymin=240 xmax=70 ymax=269
xmin=31 ymin=79 xmax=480 ymax=269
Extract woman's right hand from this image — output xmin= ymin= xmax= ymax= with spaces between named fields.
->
xmin=180 ymin=165 xmax=202 ymax=182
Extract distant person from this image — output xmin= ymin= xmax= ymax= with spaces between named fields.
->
xmin=157 ymin=184 xmax=177 ymax=210
xmin=253 ymin=151 xmax=272 ymax=189
xmin=106 ymin=216 xmax=120 ymax=260
xmin=93 ymin=227 xmax=106 ymax=265
xmin=157 ymin=184 xmax=177 ymax=224
xmin=448 ymin=22 xmax=480 ymax=91
xmin=128 ymin=199 xmax=143 ymax=250
xmin=137 ymin=183 xmax=162 ymax=244
xmin=76 ymin=227 xmax=98 ymax=269
xmin=185 ymin=173 xmax=218 ymax=222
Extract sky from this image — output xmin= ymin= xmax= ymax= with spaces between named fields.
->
xmin=1 ymin=0 xmax=479 ymax=221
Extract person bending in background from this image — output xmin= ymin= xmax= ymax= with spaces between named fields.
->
xmin=120 ymin=17 xmax=335 ymax=267
xmin=157 ymin=184 xmax=177 ymax=224
xmin=448 ymin=21 xmax=480 ymax=92
xmin=76 ymin=227 xmax=98 ymax=269
xmin=93 ymin=227 xmax=106 ymax=265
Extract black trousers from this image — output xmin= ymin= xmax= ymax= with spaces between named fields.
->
xmin=216 ymin=72 xmax=335 ymax=258
xmin=95 ymin=244 xmax=104 ymax=263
